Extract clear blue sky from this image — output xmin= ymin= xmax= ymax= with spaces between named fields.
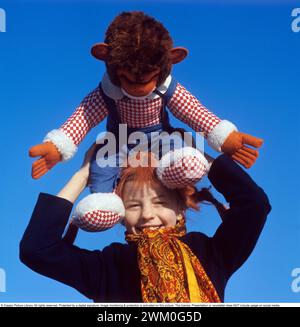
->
xmin=0 ymin=0 xmax=299 ymax=303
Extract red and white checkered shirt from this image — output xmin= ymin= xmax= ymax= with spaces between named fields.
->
xmin=60 ymin=82 xmax=221 ymax=146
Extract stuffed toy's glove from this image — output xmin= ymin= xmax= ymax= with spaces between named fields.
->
xmin=221 ymin=131 xmax=263 ymax=168
xmin=29 ymin=142 xmax=62 ymax=179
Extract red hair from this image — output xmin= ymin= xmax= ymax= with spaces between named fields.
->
xmin=63 ymin=152 xmax=227 ymax=244
xmin=115 ymin=152 xmax=218 ymax=212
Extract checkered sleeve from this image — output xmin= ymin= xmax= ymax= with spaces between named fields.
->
xmin=60 ymin=86 xmax=108 ymax=146
xmin=168 ymin=83 xmax=238 ymax=152
xmin=168 ymin=83 xmax=221 ymax=138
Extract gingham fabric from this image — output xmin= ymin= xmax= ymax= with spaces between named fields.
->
xmin=168 ymin=84 xmax=221 ymax=138
xmin=60 ymin=88 xmax=108 ymax=146
xmin=59 ymin=81 xmax=221 ymax=146
xmin=159 ymin=154 xmax=208 ymax=189
xmin=116 ymin=97 xmax=162 ymax=128
xmin=74 ymin=209 xmax=122 ymax=232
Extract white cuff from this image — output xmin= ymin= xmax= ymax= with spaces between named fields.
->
xmin=75 ymin=193 xmax=125 ymax=218
xmin=207 ymin=120 xmax=238 ymax=152
xmin=43 ymin=129 xmax=77 ymax=161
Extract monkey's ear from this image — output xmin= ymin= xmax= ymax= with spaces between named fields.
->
xmin=91 ymin=43 xmax=109 ymax=61
xmin=170 ymin=47 xmax=189 ymax=64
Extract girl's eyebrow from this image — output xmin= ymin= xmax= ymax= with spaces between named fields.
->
xmin=124 ymin=199 xmax=140 ymax=204
xmin=124 ymin=194 xmax=167 ymax=203
xmin=152 ymin=194 xmax=167 ymax=200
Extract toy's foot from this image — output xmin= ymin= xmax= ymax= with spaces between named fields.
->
xmin=73 ymin=193 xmax=125 ymax=232
xmin=156 ymin=147 xmax=209 ymax=189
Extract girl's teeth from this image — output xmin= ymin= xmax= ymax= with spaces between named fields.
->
xmin=139 ymin=226 xmax=161 ymax=231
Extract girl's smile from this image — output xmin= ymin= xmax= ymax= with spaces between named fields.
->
xmin=122 ymin=181 xmax=183 ymax=235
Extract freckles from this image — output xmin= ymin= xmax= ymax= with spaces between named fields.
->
xmin=125 ymin=211 xmax=140 ymax=226
xmin=159 ymin=209 xmax=177 ymax=226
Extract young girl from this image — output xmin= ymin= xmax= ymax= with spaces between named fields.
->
xmin=20 ymin=146 xmax=271 ymax=303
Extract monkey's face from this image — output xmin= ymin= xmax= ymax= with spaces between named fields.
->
xmin=117 ymin=68 xmax=161 ymax=97
xmin=92 ymin=12 xmax=189 ymax=97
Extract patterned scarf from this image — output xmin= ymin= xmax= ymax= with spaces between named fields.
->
xmin=125 ymin=219 xmax=221 ymax=303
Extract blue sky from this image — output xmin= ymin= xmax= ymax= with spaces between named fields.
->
xmin=0 ymin=0 xmax=299 ymax=303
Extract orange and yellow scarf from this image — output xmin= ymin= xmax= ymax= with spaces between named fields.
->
xmin=125 ymin=219 xmax=221 ymax=303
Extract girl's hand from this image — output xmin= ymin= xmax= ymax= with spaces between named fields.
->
xmin=77 ymin=142 xmax=98 ymax=183
xmin=203 ymin=152 xmax=215 ymax=171
xmin=56 ymin=143 xmax=97 ymax=203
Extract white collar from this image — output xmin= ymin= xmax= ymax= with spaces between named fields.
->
xmin=101 ymin=72 xmax=172 ymax=100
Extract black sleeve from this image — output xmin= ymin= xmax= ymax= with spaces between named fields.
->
xmin=208 ymin=155 xmax=271 ymax=279
xmin=19 ymin=193 xmax=106 ymax=300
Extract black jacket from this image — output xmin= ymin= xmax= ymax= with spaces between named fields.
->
xmin=20 ymin=154 xmax=271 ymax=302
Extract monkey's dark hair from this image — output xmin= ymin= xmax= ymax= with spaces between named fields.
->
xmin=104 ymin=11 xmax=174 ymax=86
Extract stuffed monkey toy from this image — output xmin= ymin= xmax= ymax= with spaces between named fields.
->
xmin=29 ymin=11 xmax=263 ymax=232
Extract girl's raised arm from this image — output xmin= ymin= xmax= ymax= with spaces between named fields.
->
xmin=208 ymin=155 xmax=271 ymax=279
xmin=57 ymin=143 xmax=97 ymax=203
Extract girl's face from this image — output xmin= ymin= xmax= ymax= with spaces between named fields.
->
xmin=122 ymin=180 xmax=184 ymax=235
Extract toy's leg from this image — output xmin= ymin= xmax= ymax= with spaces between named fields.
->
xmin=73 ymin=145 xmax=124 ymax=232
xmin=88 ymin=144 xmax=121 ymax=193
xmin=156 ymin=133 xmax=209 ymax=189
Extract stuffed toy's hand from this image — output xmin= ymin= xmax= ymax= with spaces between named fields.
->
xmin=29 ymin=142 xmax=62 ymax=179
xmin=221 ymin=131 xmax=263 ymax=168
